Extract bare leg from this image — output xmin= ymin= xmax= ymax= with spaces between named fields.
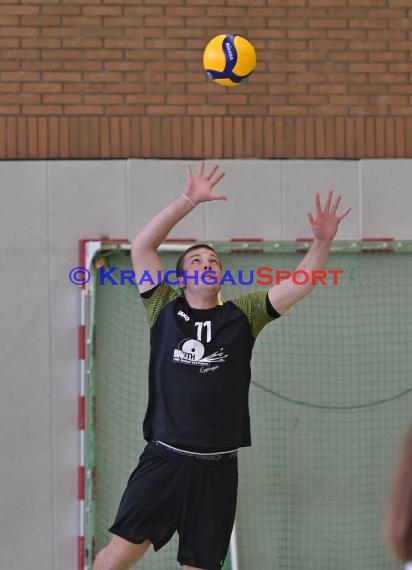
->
xmin=93 ymin=535 xmax=151 ymax=570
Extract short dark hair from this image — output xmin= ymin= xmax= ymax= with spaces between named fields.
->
xmin=175 ymin=244 xmax=222 ymax=276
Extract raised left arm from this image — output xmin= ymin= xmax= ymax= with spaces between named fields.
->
xmin=268 ymin=190 xmax=351 ymax=315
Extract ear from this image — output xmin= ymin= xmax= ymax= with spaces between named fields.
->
xmin=178 ymin=275 xmax=186 ymax=289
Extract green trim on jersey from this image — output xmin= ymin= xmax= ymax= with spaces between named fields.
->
xmin=231 ymin=289 xmax=274 ymax=339
xmin=141 ymin=281 xmax=179 ymax=327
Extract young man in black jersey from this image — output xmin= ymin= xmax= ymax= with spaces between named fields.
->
xmin=93 ymin=162 xmax=350 ymax=570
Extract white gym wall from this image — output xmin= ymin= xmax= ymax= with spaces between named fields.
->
xmin=0 ymin=159 xmax=411 ymax=569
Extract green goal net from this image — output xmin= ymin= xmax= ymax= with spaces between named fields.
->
xmin=84 ymin=241 xmax=412 ymax=570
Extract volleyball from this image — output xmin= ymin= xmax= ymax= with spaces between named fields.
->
xmin=203 ymin=34 xmax=256 ymax=87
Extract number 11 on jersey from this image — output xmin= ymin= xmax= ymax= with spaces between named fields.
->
xmin=195 ymin=321 xmax=212 ymax=343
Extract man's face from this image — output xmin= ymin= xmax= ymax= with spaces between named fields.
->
xmin=180 ymin=247 xmax=223 ymax=292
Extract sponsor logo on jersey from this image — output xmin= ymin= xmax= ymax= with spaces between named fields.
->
xmin=177 ymin=309 xmax=190 ymax=322
xmin=173 ymin=338 xmax=227 ymax=368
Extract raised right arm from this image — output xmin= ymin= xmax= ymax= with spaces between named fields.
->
xmin=131 ymin=163 xmax=226 ymax=293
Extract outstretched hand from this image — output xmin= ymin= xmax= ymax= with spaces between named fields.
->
xmin=184 ymin=162 xmax=226 ymax=205
xmin=307 ymin=190 xmax=351 ymax=242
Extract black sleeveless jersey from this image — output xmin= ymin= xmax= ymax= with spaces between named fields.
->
xmin=140 ymin=281 xmax=281 ymax=448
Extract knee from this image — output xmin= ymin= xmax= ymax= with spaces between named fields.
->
xmin=92 ymin=546 xmax=120 ymax=570
xmin=93 ymin=545 xmax=129 ymax=570
xmin=93 ymin=537 xmax=150 ymax=570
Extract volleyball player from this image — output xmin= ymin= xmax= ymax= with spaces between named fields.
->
xmin=385 ymin=425 xmax=412 ymax=570
xmin=93 ymin=162 xmax=350 ymax=570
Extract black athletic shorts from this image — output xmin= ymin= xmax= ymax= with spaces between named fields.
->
xmin=109 ymin=441 xmax=238 ymax=570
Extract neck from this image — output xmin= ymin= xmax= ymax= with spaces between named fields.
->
xmin=183 ymin=289 xmax=220 ymax=309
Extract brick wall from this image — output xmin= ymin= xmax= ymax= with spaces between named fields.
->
xmin=1 ymin=0 xmax=411 ymax=159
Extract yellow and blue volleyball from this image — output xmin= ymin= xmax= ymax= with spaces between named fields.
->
xmin=203 ymin=34 xmax=257 ymax=86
